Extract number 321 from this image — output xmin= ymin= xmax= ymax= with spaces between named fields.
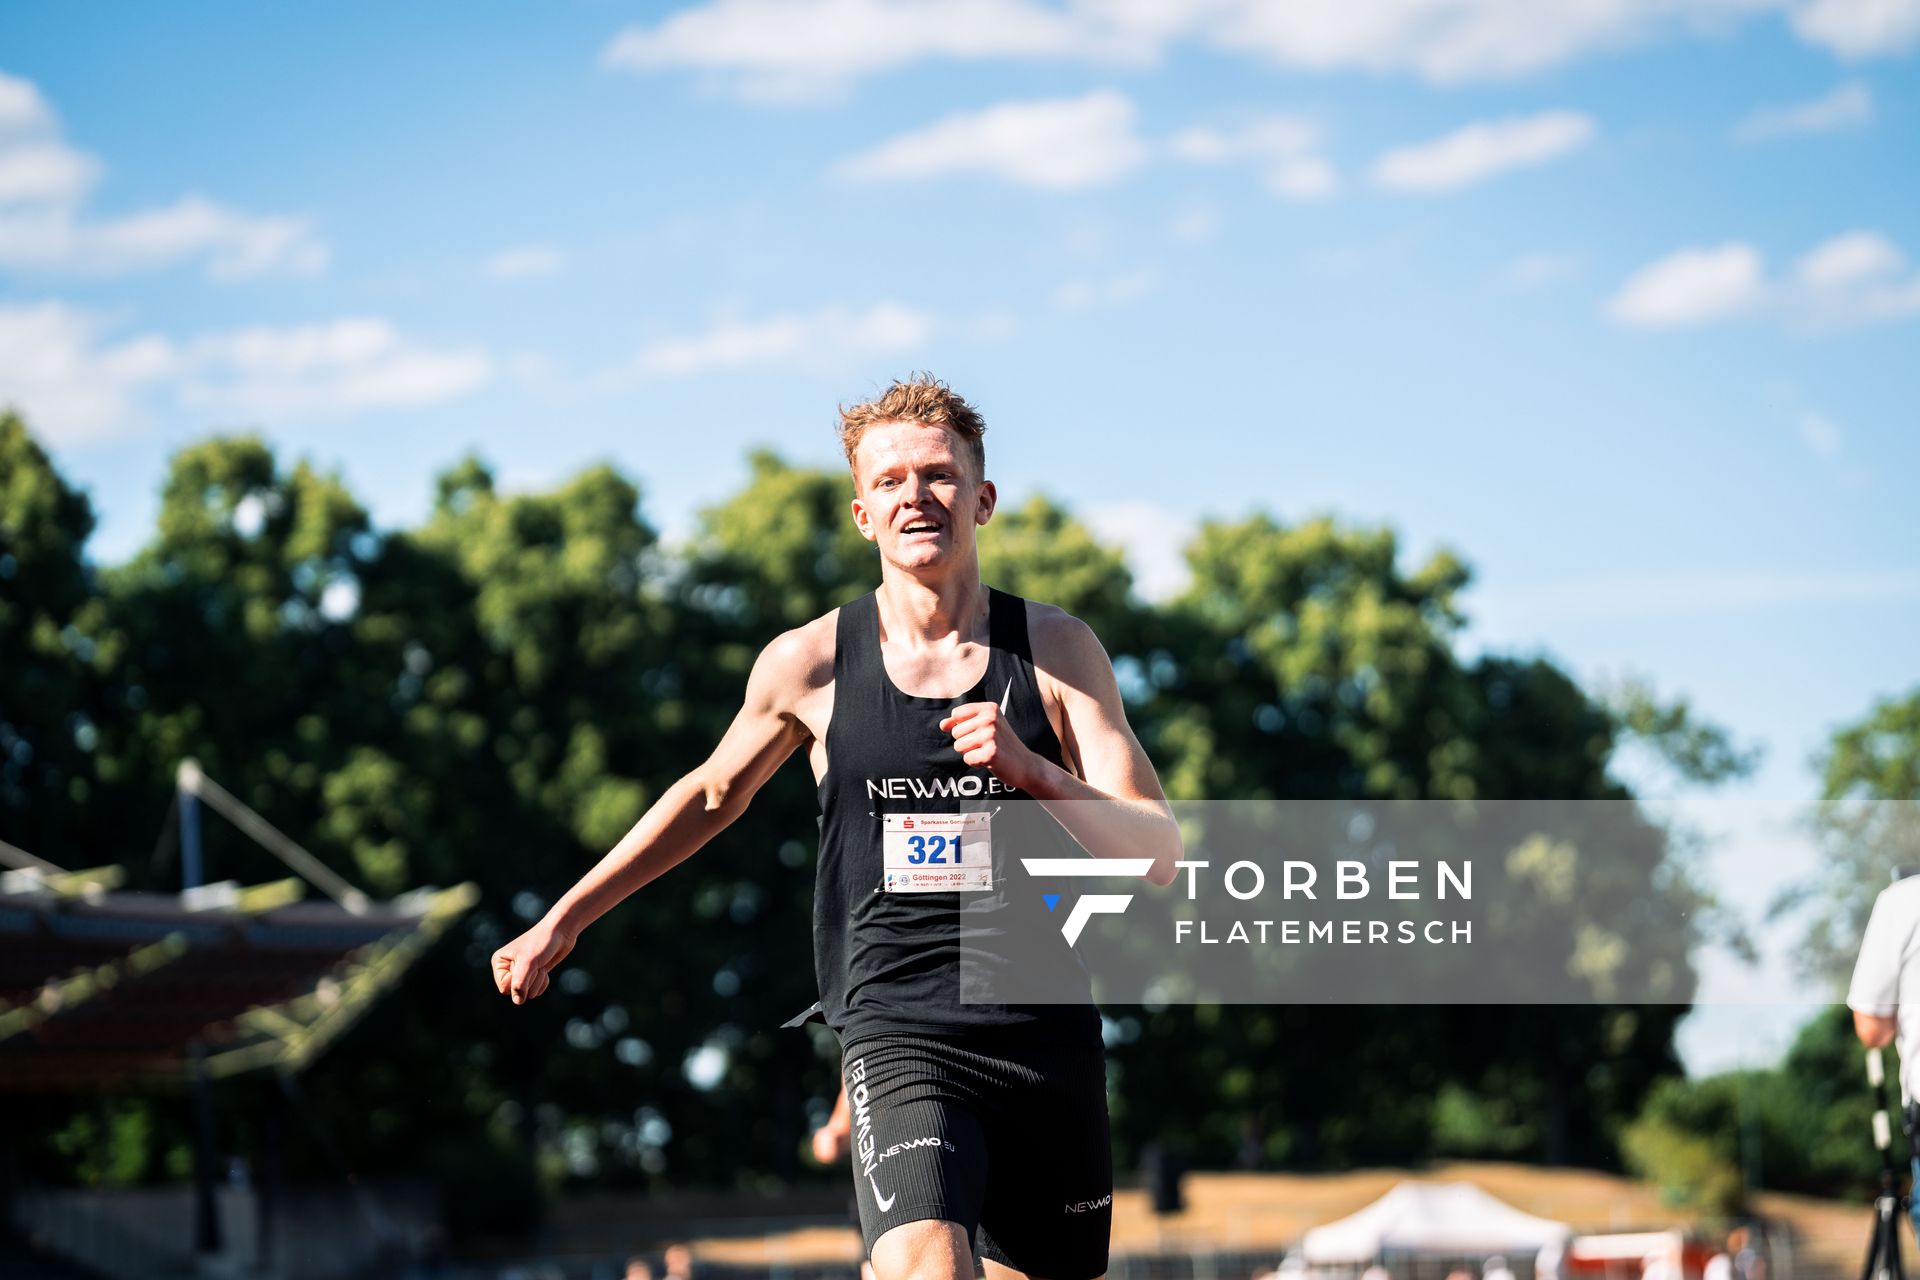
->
xmin=906 ymin=834 xmax=962 ymax=865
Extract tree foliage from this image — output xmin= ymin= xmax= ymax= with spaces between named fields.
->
xmin=0 ymin=417 xmax=1735 ymax=1210
xmin=0 ymin=411 xmax=112 ymax=855
xmin=1618 ymin=1005 xmax=1888 ymax=1214
xmin=1776 ymin=689 xmax=1920 ymax=983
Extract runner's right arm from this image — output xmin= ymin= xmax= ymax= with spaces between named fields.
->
xmin=811 ymin=1083 xmax=852 ymax=1165
xmin=491 ymin=629 xmax=814 ymax=1004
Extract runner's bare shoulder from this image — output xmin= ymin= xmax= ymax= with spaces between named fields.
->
xmin=754 ymin=610 xmax=838 ymax=721
xmin=1022 ymin=599 xmax=1106 ymax=684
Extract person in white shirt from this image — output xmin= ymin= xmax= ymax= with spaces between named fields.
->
xmin=1848 ymin=870 xmax=1920 ymax=1236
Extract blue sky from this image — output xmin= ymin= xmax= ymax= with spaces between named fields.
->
xmin=2 ymin=1 xmax=1916 ymax=1073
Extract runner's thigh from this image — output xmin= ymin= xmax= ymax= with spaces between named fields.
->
xmin=844 ymin=1037 xmax=993 ymax=1257
xmin=975 ymin=1043 xmax=1112 ymax=1280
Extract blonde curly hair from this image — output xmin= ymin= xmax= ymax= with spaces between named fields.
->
xmin=837 ymin=374 xmax=986 ymax=484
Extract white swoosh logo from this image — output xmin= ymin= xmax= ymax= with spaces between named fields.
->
xmin=872 ymin=1178 xmax=897 ymax=1211
xmin=999 ymin=677 xmax=1012 ymax=712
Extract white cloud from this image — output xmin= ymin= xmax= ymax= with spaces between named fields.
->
xmin=0 ymin=74 xmax=325 ymax=278
xmin=961 ymin=309 xmax=1019 ymax=341
xmin=1052 ymin=266 xmax=1159 ymax=310
xmin=1792 ymin=229 xmax=1920 ymax=327
xmin=633 ymin=302 xmax=931 ymax=376
xmin=1269 ymin=157 xmax=1338 ymax=200
xmin=0 ymin=196 xmax=328 ymax=279
xmin=1170 ymin=115 xmax=1317 ymax=162
xmin=1193 ymin=0 xmax=1777 ymax=83
xmin=1791 ymin=0 xmax=1920 ymax=56
xmin=513 ymin=302 xmax=946 ymax=401
xmin=1605 ymin=242 xmax=1768 ymax=327
xmin=602 ymin=0 xmax=1131 ymax=101
xmin=181 ymin=319 xmax=492 ymax=419
xmin=0 ymin=302 xmax=177 ymax=445
xmin=1499 ymin=250 xmax=1584 ymax=290
xmin=1170 ymin=206 xmax=1219 ymax=244
xmin=0 ymin=140 xmax=100 ymax=206
xmin=1608 ymin=230 xmax=1920 ymax=330
xmin=1798 ymin=412 xmax=1843 ymax=457
xmin=0 ymin=304 xmax=490 ymax=445
xmin=1170 ymin=115 xmax=1336 ymax=200
xmin=1306 ymin=227 xmax=1430 ymax=276
xmin=485 ymin=245 xmax=568 ymax=280
xmin=1789 ymin=408 xmax=1870 ymax=483
xmin=1734 ymin=81 xmax=1873 ymax=139
xmin=1795 ymin=228 xmax=1901 ymax=287
xmin=1083 ymin=499 xmax=1195 ymax=602
xmin=0 ymin=71 xmax=54 ymax=134
xmin=602 ymin=0 xmax=1845 ymax=96
xmin=1373 ymin=111 xmax=1596 ymax=192
xmin=836 ymin=92 xmax=1147 ymax=190
xmin=1062 ymin=220 xmax=1116 ymax=259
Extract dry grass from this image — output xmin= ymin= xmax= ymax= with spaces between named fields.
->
xmin=685 ymin=1162 xmax=1883 ymax=1272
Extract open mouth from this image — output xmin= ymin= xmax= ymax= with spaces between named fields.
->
xmin=900 ymin=521 xmax=942 ymax=538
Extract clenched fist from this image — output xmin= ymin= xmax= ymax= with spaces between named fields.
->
xmin=812 ymin=1114 xmax=850 ymax=1165
xmin=491 ymin=919 xmax=577 ymax=1005
xmin=812 ymin=1084 xmax=852 ymax=1165
xmin=939 ymin=700 xmax=1042 ymax=791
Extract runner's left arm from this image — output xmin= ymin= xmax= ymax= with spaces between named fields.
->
xmin=944 ymin=610 xmax=1181 ymax=886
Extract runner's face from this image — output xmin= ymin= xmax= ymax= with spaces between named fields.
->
xmin=851 ymin=422 xmax=992 ymax=570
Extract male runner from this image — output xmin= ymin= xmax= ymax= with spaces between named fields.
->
xmin=492 ymin=376 xmax=1181 ymax=1280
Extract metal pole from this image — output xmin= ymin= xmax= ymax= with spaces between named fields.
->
xmin=179 ymin=759 xmax=204 ymax=892
xmin=179 ymin=759 xmax=222 ymax=1258
xmin=189 ymin=1042 xmax=222 ymax=1256
xmin=259 ymin=1076 xmax=286 ymax=1275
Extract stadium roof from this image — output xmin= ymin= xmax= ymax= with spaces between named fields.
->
xmin=0 ymin=785 xmax=476 ymax=1092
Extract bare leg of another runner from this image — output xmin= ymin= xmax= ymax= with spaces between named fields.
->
xmin=983 ymin=1261 xmax=1105 ymax=1280
xmin=871 ymin=1220 xmax=974 ymax=1280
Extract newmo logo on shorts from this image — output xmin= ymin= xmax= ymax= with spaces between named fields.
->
xmin=1021 ymin=858 xmax=1157 ymax=946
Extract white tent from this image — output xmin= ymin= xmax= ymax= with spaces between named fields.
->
xmin=1300 ymin=1181 xmax=1571 ymax=1263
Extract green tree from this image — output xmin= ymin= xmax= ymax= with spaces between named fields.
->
xmin=978 ymin=493 xmax=1140 ymax=647
xmin=1622 ymin=1075 xmax=1749 ymax=1218
xmin=1 ymin=424 xmax=1729 ymax=1208
xmin=1777 ymin=689 xmax=1920 ymax=982
xmin=84 ymin=434 xmax=382 ymax=887
xmin=1107 ymin=511 xmax=1698 ymax=1169
xmin=1616 ymin=1005 xmax=1885 ymax=1209
xmin=0 ymin=410 xmax=113 ymax=857
xmin=684 ymin=449 xmax=877 ymax=632
xmin=1602 ymin=675 xmax=1764 ymax=788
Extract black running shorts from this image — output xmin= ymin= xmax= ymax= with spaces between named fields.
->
xmin=842 ymin=1034 xmax=1113 ymax=1279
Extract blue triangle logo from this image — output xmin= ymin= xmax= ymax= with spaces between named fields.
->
xmin=1043 ymin=894 xmax=1061 ymax=913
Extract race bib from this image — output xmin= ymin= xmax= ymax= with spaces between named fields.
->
xmin=882 ymin=812 xmax=993 ymax=893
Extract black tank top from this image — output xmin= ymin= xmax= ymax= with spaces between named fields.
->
xmin=811 ymin=586 xmax=1101 ymax=1050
